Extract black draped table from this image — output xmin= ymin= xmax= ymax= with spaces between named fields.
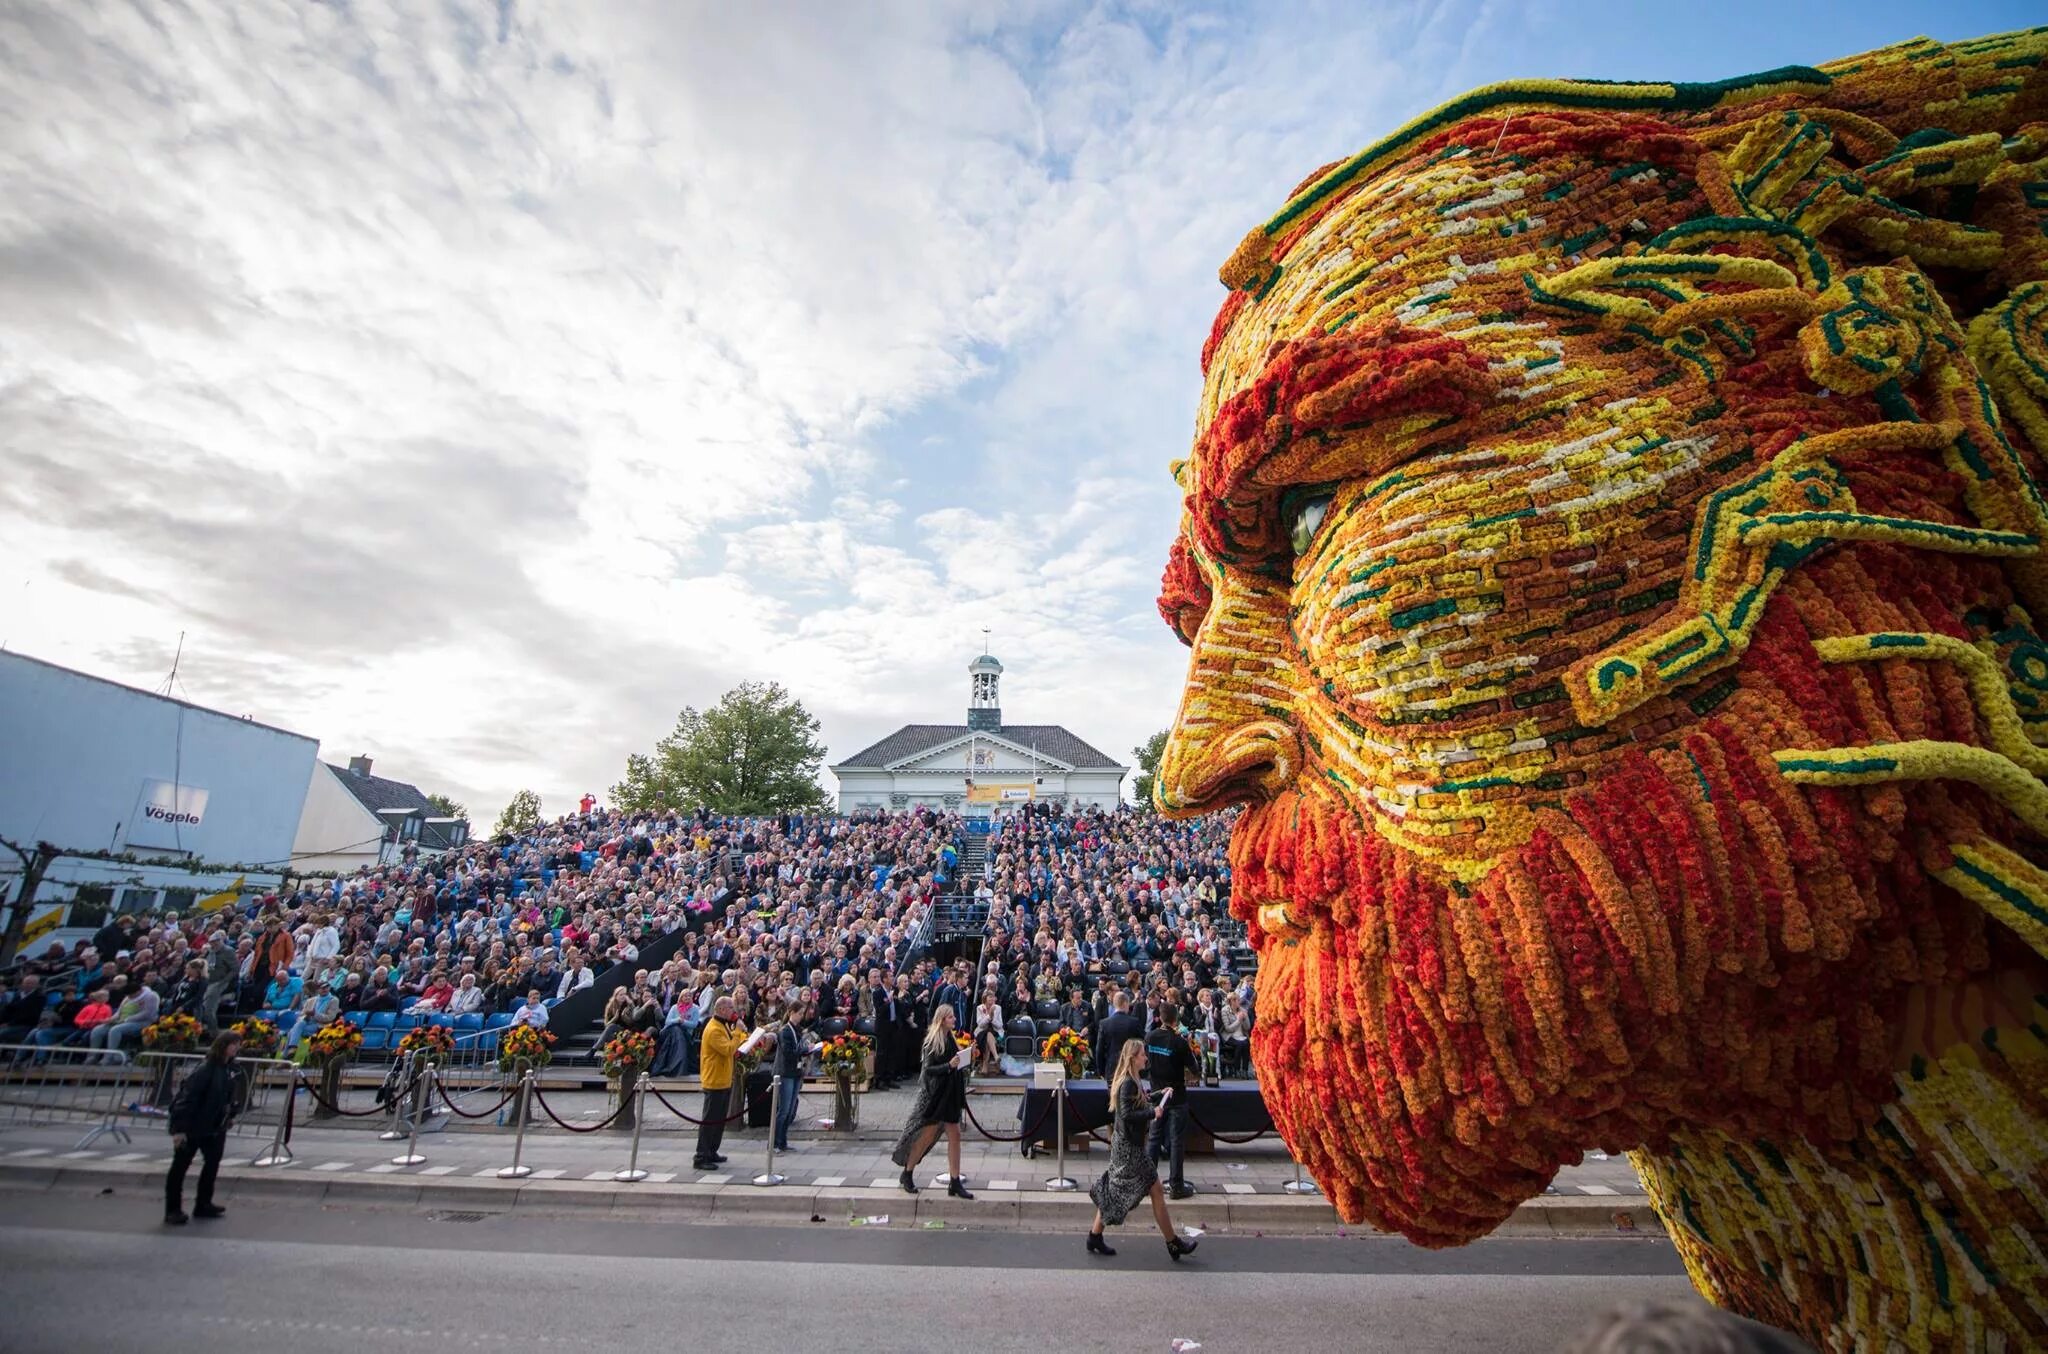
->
xmin=1010 ymin=1078 xmax=1272 ymax=1155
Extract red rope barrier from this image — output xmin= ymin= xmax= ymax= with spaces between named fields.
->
xmin=431 ymin=1078 xmax=518 ymax=1120
xmin=647 ymin=1083 xmax=754 ymax=1126
xmin=962 ymin=1092 xmax=1057 ymax=1144
xmin=529 ymin=1083 xmax=632 ymax=1133
xmin=300 ymin=1069 xmax=402 ymax=1118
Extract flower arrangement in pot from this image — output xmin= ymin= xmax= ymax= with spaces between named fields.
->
xmin=229 ymin=1017 xmax=280 ymax=1060
xmin=397 ymin=1023 xmax=456 ymax=1066
xmin=600 ymin=1029 xmax=656 ymax=1131
xmin=819 ymin=1029 xmax=873 ymax=1131
xmin=138 ymin=1012 xmax=207 ymax=1063
xmin=497 ymin=1023 xmax=556 ymax=1073
xmin=1040 ymin=1028 xmax=1089 ymax=1080
xmin=303 ymin=1018 xmax=364 ymax=1121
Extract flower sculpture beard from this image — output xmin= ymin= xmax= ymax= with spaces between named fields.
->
xmin=1231 ymin=662 xmax=2014 ymax=1251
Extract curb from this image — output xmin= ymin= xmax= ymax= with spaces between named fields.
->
xmin=0 ymin=1159 xmax=1662 ymax=1238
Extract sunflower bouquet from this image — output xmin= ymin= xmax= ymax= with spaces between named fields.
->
xmin=818 ymin=1030 xmax=873 ymax=1087
xmin=497 ymin=1023 xmax=556 ymax=1072
xmin=304 ymin=1018 xmax=364 ymax=1062
xmin=230 ymin=1016 xmax=281 ymax=1058
xmin=139 ymin=1012 xmax=206 ymax=1062
xmin=600 ymin=1029 xmax=655 ymax=1079
xmin=1040 ymin=1027 xmax=1090 ymax=1079
xmin=397 ymin=1023 xmax=456 ymax=1065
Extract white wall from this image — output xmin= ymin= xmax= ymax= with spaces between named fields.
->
xmin=0 ymin=652 xmax=318 ymax=897
xmin=290 ymin=763 xmax=383 ymax=874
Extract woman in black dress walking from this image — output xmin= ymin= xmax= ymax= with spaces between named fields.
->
xmin=1087 ymin=1038 xmax=1196 ymax=1260
xmin=890 ymin=1003 xmax=974 ymax=1198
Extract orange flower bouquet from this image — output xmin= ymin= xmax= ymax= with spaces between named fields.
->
xmin=397 ymin=1023 xmax=456 ymax=1065
xmin=1040 ymin=1028 xmax=1089 ymax=1079
xmin=600 ymin=1029 xmax=655 ymax=1079
xmin=230 ymin=1017 xmax=280 ymax=1058
xmin=497 ymin=1023 xmax=556 ymax=1072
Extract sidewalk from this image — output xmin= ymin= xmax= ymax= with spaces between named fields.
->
xmin=0 ymin=1079 xmax=1660 ymax=1238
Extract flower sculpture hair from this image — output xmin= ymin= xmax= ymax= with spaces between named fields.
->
xmin=1155 ymin=29 xmax=2048 ymax=1351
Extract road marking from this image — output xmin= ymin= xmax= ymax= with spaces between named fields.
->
xmin=646 ymin=1172 xmax=677 ymax=1183
xmin=812 ymin=1175 xmax=845 ymax=1187
xmin=1222 ymin=1183 xmax=1255 ymax=1194
xmin=583 ymin=1171 xmax=615 ymax=1180
xmin=365 ymin=1163 xmax=406 ymax=1173
xmin=313 ymin=1161 xmax=352 ymax=1172
xmin=869 ymin=1177 xmax=898 ymax=1189
xmin=473 ymin=1168 xmax=503 ymax=1178
xmin=420 ymin=1166 xmax=459 ymax=1176
xmin=7 ymin=1148 xmax=52 ymax=1158
xmin=697 ymin=1173 xmax=732 ymax=1185
xmin=109 ymin=1152 xmax=148 ymax=1161
xmin=986 ymin=1180 xmax=1018 ymax=1191
xmin=1579 ymin=1184 xmax=1619 ymax=1196
xmin=531 ymin=1169 xmax=566 ymax=1179
xmin=58 ymin=1149 xmax=101 ymax=1158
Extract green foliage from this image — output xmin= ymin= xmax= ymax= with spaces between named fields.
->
xmin=493 ymin=789 xmax=543 ymax=839
xmin=425 ymin=792 xmax=468 ymax=822
xmin=1132 ymin=728 xmax=1169 ymax=808
xmin=612 ymin=681 xmax=828 ymax=815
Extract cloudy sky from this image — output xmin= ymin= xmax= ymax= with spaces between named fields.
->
xmin=0 ymin=0 xmax=2032 ymax=827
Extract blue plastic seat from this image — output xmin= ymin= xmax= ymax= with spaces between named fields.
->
xmin=427 ymin=1013 xmax=456 ymax=1030
xmin=394 ymin=1013 xmax=422 ymax=1032
xmin=484 ymin=1012 xmax=514 ymax=1029
xmin=359 ymin=1029 xmax=390 ymax=1052
xmin=365 ymin=1011 xmax=397 ymax=1031
xmin=453 ymin=1014 xmax=483 ymax=1034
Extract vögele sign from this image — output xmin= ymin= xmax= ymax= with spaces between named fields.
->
xmin=128 ymin=778 xmax=209 ymax=849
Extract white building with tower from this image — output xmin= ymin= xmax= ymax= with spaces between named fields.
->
xmin=828 ymin=654 xmax=1130 ymax=814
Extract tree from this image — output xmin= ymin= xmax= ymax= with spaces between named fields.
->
xmin=493 ymin=789 xmax=542 ymax=839
xmin=1132 ymin=728 xmax=1169 ymax=808
xmin=425 ymin=793 xmax=468 ymax=822
xmin=612 ymin=681 xmax=828 ymax=814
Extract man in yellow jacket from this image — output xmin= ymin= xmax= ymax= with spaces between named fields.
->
xmin=693 ymin=997 xmax=742 ymax=1170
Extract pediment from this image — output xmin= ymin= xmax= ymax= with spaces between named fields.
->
xmin=886 ymin=730 xmax=1075 ymax=773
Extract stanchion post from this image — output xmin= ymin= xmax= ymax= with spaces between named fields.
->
xmin=614 ymin=1077 xmax=651 ymax=1183
xmin=1044 ymin=1082 xmax=1076 ymax=1191
xmin=252 ymin=1066 xmax=296 ymax=1167
xmin=753 ymin=1074 xmax=786 ymax=1187
xmin=498 ymin=1068 xmax=535 ymax=1179
xmin=379 ymin=1052 xmax=415 ymax=1141
xmin=1281 ymin=1151 xmax=1320 ymax=1195
xmin=389 ymin=1062 xmax=432 ymax=1166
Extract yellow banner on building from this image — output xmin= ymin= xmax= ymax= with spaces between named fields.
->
xmin=20 ymin=907 xmax=63 ymax=945
xmin=197 ymin=876 xmax=246 ymax=913
xmin=967 ymin=784 xmax=1034 ymax=804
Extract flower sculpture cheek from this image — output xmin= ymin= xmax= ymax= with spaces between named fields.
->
xmin=1158 ymin=27 xmax=2048 ymax=1351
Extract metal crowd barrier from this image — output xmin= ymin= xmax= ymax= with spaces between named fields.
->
xmin=0 ymin=1043 xmax=298 ymax=1152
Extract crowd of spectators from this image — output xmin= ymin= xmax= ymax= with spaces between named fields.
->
xmin=1 ymin=804 xmax=957 ymax=1062
xmin=1 ymin=799 xmax=1253 ymax=1084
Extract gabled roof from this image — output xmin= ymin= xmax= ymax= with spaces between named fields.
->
xmin=328 ymin=762 xmax=435 ymax=818
xmin=832 ymin=723 xmax=1126 ymax=770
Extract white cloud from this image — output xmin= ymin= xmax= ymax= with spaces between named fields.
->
xmin=0 ymin=0 xmax=1501 ymax=821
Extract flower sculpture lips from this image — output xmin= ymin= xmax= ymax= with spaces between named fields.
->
xmin=1154 ymin=28 xmax=2048 ymax=1347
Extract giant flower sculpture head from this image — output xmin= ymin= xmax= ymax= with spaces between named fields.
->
xmin=1156 ymin=30 xmax=2048 ymax=1347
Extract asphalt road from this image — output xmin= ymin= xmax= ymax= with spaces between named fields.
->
xmin=0 ymin=1189 xmax=1699 ymax=1353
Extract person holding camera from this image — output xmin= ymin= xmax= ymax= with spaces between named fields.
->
xmin=165 ymin=1029 xmax=243 ymax=1225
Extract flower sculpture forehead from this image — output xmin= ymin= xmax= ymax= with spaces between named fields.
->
xmin=1156 ymin=29 xmax=2048 ymax=1350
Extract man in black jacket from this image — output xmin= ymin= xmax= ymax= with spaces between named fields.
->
xmin=166 ymin=1029 xmax=243 ymax=1225
xmin=1093 ymin=990 xmax=1142 ymax=1079
xmin=1145 ymin=1006 xmax=1196 ymax=1199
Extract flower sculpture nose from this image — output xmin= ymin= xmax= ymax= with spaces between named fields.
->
xmin=1154 ymin=574 xmax=1301 ymax=817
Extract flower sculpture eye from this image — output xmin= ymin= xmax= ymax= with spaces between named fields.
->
xmin=1287 ymin=492 xmax=1334 ymax=558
